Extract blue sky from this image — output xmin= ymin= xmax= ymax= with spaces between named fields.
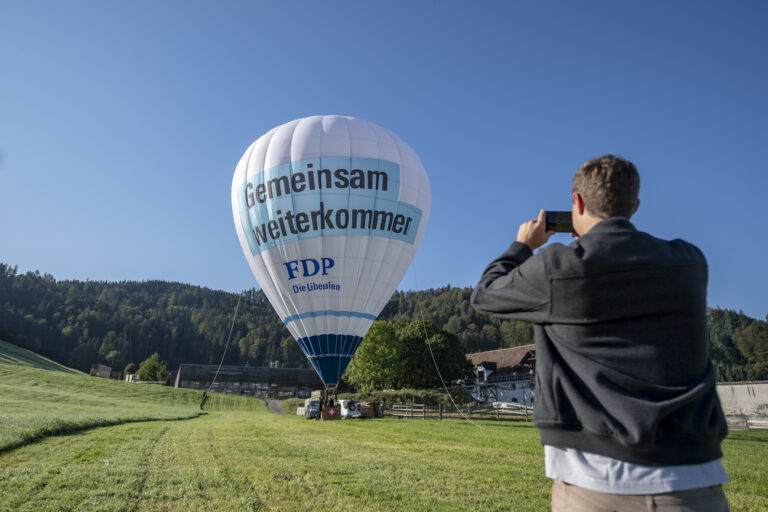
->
xmin=1 ymin=1 xmax=766 ymax=319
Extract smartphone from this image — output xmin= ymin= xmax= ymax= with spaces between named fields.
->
xmin=545 ymin=211 xmax=573 ymax=233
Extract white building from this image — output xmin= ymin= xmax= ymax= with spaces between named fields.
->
xmin=461 ymin=345 xmax=536 ymax=406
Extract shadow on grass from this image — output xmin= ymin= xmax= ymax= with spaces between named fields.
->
xmin=0 ymin=412 xmax=206 ymax=455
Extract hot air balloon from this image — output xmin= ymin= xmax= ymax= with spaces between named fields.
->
xmin=231 ymin=115 xmax=430 ymax=394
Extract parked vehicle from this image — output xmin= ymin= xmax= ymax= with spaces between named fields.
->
xmin=339 ymin=399 xmax=361 ymax=419
xmin=304 ymin=399 xmax=321 ymax=419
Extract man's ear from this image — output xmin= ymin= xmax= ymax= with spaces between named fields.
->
xmin=572 ymin=193 xmax=585 ymax=215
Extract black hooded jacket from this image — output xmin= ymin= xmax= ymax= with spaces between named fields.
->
xmin=470 ymin=218 xmax=727 ymax=466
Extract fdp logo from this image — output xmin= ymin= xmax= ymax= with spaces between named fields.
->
xmin=283 ymin=258 xmax=335 ymax=280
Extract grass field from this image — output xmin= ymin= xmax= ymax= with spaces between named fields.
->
xmin=0 ymin=339 xmax=83 ymax=373
xmin=1 ymin=340 xmax=767 ymax=511
xmin=0 ymin=340 xmax=206 ymax=453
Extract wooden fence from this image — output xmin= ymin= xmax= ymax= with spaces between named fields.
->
xmin=384 ymin=403 xmax=532 ymax=422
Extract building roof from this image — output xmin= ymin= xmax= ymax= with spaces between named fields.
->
xmin=175 ymin=363 xmax=322 ymax=387
xmin=466 ymin=344 xmax=535 ymax=372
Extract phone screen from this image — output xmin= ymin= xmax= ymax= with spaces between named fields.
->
xmin=545 ymin=211 xmax=573 ymax=233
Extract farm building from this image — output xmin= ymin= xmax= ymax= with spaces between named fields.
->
xmin=90 ymin=363 xmax=123 ymax=380
xmin=460 ymin=344 xmax=535 ymax=406
xmin=174 ymin=363 xmax=322 ymax=397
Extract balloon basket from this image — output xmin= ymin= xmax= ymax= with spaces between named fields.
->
xmin=321 ymin=404 xmax=339 ymax=420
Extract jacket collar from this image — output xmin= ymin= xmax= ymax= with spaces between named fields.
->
xmin=585 ymin=217 xmax=637 ymax=234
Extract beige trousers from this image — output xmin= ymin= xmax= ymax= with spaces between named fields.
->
xmin=551 ymin=480 xmax=730 ymax=512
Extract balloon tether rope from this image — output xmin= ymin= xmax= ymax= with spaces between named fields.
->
xmin=410 ymin=259 xmax=477 ymax=426
xmin=201 ymin=292 xmax=243 ymax=408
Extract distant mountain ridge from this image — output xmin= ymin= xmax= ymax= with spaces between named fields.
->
xmin=1 ymin=262 xmax=765 ymax=381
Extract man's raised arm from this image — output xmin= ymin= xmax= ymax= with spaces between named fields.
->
xmin=470 ymin=209 xmax=554 ymax=322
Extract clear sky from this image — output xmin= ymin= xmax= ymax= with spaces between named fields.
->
xmin=1 ymin=1 xmax=766 ymax=319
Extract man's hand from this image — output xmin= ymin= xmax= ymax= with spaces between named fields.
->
xmin=517 ymin=209 xmax=555 ymax=250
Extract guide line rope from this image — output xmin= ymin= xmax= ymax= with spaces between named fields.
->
xmin=201 ymin=292 xmax=243 ymax=408
xmin=409 ymin=258 xmax=478 ymax=426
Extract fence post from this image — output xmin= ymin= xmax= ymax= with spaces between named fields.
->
xmin=423 ymin=405 xmax=426 ymax=420
xmin=467 ymin=404 xmax=471 ymax=419
xmin=439 ymin=404 xmax=443 ymax=420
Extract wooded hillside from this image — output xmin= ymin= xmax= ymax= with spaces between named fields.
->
xmin=1 ymin=263 xmax=765 ymax=381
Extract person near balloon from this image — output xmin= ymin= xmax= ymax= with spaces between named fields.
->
xmin=470 ymin=155 xmax=730 ymax=511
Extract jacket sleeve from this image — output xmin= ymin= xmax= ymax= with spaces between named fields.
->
xmin=470 ymin=241 xmax=552 ymax=323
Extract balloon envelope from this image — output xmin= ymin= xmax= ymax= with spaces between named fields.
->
xmin=232 ymin=116 xmax=430 ymax=386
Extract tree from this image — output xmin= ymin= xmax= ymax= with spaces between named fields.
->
xmin=500 ymin=319 xmax=534 ymax=348
xmin=344 ymin=322 xmax=401 ymax=391
xmin=137 ymin=352 xmax=168 ymax=382
xmin=344 ymin=320 xmax=472 ymax=391
xmin=398 ymin=321 xmax=473 ymax=389
xmin=734 ymin=322 xmax=768 ymax=364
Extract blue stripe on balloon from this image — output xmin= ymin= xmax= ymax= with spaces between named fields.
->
xmin=307 ymin=355 xmax=353 ymax=386
xmin=283 ymin=310 xmax=376 ymax=325
xmin=295 ymin=333 xmax=364 ymax=385
xmin=298 ymin=334 xmax=363 ymax=357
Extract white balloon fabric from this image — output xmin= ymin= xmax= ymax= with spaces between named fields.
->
xmin=232 ymin=116 xmax=431 ymax=387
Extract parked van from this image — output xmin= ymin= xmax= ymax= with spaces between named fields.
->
xmin=339 ymin=399 xmax=361 ymax=419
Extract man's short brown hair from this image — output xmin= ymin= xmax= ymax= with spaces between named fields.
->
xmin=572 ymin=155 xmax=640 ymax=219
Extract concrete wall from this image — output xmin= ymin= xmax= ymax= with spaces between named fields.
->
xmin=716 ymin=382 xmax=768 ymax=429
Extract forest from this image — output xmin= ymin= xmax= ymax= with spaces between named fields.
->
xmin=1 ymin=262 xmax=766 ymax=382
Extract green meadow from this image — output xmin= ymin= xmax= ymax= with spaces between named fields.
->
xmin=0 ymin=340 xmax=205 ymax=453
xmin=1 ymin=340 xmax=767 ymax=511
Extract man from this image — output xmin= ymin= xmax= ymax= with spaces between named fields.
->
xmin=471 ymin=156 xmax=729 ymax=511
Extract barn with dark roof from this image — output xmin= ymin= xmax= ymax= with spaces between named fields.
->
xmin=460 ymin=344 xmax=536 ymax=405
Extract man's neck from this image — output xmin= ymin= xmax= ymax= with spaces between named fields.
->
xmin=575 ymin=212 xmax=605 ymax=236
